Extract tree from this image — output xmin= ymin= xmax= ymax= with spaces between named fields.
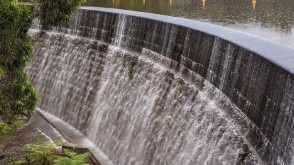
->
xmin=39 ymin=0 xmax=86 ymax=26
xmin=0 ymin=0 xmax=86 ymax=123
xmin=0 ymin=0 xmax=38 ymax=123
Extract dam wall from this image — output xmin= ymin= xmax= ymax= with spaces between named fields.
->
xmin=27 ymin=7 xmax=294 ymax=164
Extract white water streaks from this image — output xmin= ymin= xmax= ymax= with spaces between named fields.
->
xmin=27 ymin=8 xmax=294 ymax=164
xmin=28 ymin=30 xmax=260 ymax=164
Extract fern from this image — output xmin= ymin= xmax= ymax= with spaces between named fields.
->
xmin=54 ymin=148 xmax=91 ymax=165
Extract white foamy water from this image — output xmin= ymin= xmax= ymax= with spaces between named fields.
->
xmin=26 ymin=8 xmax=294 ymax=164
xmin=27 ymin=29 xmax=261 ymax=164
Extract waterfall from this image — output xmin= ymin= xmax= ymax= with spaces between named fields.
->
xmin=86 ymin=48 xmax=260 ymax=165
xmin=27 ymin=30 xmax=259 ymax=164
xmin=27 ymin=30 xmax=108 ymax=132
xmin=114 ymin=14 xmax=127 ymax=46
xmin=27 ymin=7 xmax=294 ymax=165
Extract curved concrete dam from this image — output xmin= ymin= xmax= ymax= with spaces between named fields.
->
xmin=26 ymin=7 xmax=294 ymax=165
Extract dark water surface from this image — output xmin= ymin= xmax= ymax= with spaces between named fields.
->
xmin=86 ymin=0 xmax=294 ymax=48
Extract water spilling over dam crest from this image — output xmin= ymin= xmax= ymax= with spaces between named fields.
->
xmin=27 ymin=7 xmax=294 ymax=165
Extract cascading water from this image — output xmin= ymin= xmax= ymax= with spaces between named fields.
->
xmin=86 ymin=48 xmax=260 ymax=165
xmin=114 ymin=14 xmax=127 ymax=47
xmin=27 ymin=30 xmax=108 ymax=132
xmin=27 ymin=30 xmax=259 ymax=164
xmin=26 ymin=7 xmax=294 ymax=165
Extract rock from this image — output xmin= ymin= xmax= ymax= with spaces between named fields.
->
xmin=0 ymin=148 xmax=5 ymax=160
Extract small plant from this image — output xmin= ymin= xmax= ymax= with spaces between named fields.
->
xmin=0 ymin=123 xmax=11 ymax=135
xmin=10 ymin=120 xmax=26 ymax=129
xmin=54 ymin=149 xmax=91 ymax=165
xmin=0 ymin=120 xmax=25 ymax=136
xmin=25 ymin=141 xmax=60 ymax=164
xmin=5 ymin=150 xmax=14 ymax=162
xmin=9 ymin=141 xmax=92 ymax=165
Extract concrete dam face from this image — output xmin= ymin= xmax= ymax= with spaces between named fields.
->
xmin=27 ymin=7 xmax=294 ymax=165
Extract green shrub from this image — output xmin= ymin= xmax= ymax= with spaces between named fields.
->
xmin=39 ymin=0 xmax=86 ymax=26
xmin=25 ymin=141 xmax=59 ymax=164
xmin=0 ymin=120 xmax=25 ymax=135
xmin=15 ymin=141 xmax=92 ymax=165
xmin=54 ymin=149 xmax=91 ymax=165
xmin=0 ymin=123 xmax=11 ymax=135
xmin=0 ymin=0 xmax=39 ymax=123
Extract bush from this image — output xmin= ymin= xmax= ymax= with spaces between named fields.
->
xmin=39 ymin=0 xmax=86 ymax=26
xmin=54 ymin=149 xmax=91 ymax=165
xmin=10 ymin=141 xmax=92 ymax=165
xmin=0 ymin=120 xmax=25 ymax=136
xmin=0 ymin=0 xmax=39 ymax=123
xmin=0 ymin=123 xmax=11 ymax=135
xmin=25 ymin=141 xmax=58 ymax=164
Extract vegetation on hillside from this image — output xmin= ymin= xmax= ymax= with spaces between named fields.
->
xmin=0 ymin=0 xmax=86 ymax=124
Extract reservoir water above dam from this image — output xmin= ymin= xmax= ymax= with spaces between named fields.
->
xmin=85 ymin=0 xmax=294 ymax=49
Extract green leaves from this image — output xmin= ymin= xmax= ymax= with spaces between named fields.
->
xmin=25 ymin=142 xmax=58 ymax=164
xmin=0 ymin=120 xmax=25 ymax=135
xmin=22 ymin=141 xmax=91 ymax=165
xmin=54 ymin=149 xmax=91 ymax=165
xmin=0 ymin=122 xmax=11 ymax=135
xmin=0 ymin=70 xmax=39 ymax=122
xmin=39 ymin=0 xmax=86 ymax=26
xmin=0 ymin=0 xmax=32 ymax=70
xmin=0 ymin=0 xmax=85 ymax=123
xmin=0 ymin=0 xmax=38 ymax=123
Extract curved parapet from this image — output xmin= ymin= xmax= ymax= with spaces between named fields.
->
xmin=28 ymin=7 xmax=294 ymax=164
